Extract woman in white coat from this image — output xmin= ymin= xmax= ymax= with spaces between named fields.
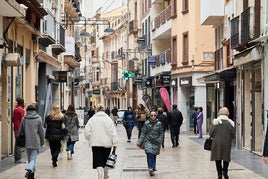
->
xmin=85 ymin=104 xmax=118 ymax=179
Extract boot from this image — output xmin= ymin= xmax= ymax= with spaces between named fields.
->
xmin=97 ymin=167 xmax=104 ymax=179
xmin=223 ymin=171 xmax=229 ymax=179
xmin=67 ymin=151 xmax=72 ymax=160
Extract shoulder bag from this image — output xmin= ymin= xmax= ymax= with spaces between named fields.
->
xmin=106 ymin=146 xmax=117 ymax=169
xmin=17 ymin=120 xmax=25 ymax=147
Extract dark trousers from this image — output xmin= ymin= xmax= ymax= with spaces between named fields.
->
xmin=215 ymin=160 xmax=229 ymax=176
xmin=193 ymin=119 xmax=198 ymax=134
xmin=138 ymin=121 xmax=145 ymax=137
xmin=124 ymin=125 xmax=134 ymax=140
xmin=49 ymin=140 xmax=61 ymax=162
xmin=14 ymin=131 xmax=22 ymax=161
xmin=170 ymin=125 xmax=180 ymax=146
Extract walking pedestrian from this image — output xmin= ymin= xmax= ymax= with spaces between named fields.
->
xmin=122 ymin=106 xmax=138 ymax=142
xmin=197 ymin=106 xmax=203 ymax=138
xmin=105 ymin=107 xmax=110 ymax=116
xmin=12 ymin=97 xmax=26 ymax=163
xmin=262 ymin=125 xmax=268 ymax=164
xmin=137 ymin=111 xmax=164 ymax=176
xmin=167 ymin=104 xmax=183 ymax=147
xmin=84 ymin=104 xmax=118 ymax=179
xmin=64 ymin=104 xmax=79 ymax=160
xmin=136 ymin=104 xmax=150 ymax=137
xmin=191 ymin=106 xmax=198 ymax=134
xmin=111 ymin=106 xmax=119 ymax=125
xmin=210 ymin=107 xmax=235 ymax=179
xmin=88 ymin=106 xmax=95 ymax=119
xmin=157 ymin=107 xmax=168 ymax=148
xmin=44 ymin=105 xmax=66 ymax=167
xmin=18 ymin=105 xmax=44 ymax=179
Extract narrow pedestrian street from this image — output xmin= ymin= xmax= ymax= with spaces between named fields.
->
xmin=0 ymin=124 xmax=267 ymax=179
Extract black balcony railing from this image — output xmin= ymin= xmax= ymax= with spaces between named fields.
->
xmin=231 ymin=16 xmax=239 ymax=49
xmin=241 ymin=7 xmax=252 ymax=45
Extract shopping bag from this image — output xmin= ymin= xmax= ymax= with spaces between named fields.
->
xmin=106 ymin=147 xmax=117 ymax=169
xmin=204 ymin=137 xmax=212 ymax=150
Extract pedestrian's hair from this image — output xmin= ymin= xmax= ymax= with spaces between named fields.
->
xmin=172 ymin=104 xmax=177 ymax=109
xmin=16 ymin=97 xmax=24 ymax=106
xmin=157 ymin=107 xmax=164 ymax=113
xmin=49 ymin=105 xmax=63 ymax=120
xmin=218 ymin=107 xmax=229 ymax=116
xmin=96 ymin=104 xmax=105 ymax=112
xmin=198 ymin=106 xmax=203 ymax=112
xmin=26 ymin=104 xmax=36 ymax=111
xmin=65 ymin=104 xmax=76 ymax=117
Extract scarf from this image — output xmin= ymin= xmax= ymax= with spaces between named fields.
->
xmin=213 ymin=115 xmax=235 ymax=127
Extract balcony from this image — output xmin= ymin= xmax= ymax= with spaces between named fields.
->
xmin=52 ymin=25 xmax=66 ymax=54
xmin=39 ymin=13 xmax=56 ymax=47
xmin=129 ymin=20 xmax=138 ymax=35
xmin=151 ymin=5 xmax=171 ymax=40
xmin=0 ymin=0 xmax=26 ymax=17
xmin=153 ymin=48 xmax=171 ymax=67
xmin=231 ymin=7 xmax=258 ymax=51
xmin=200 ymin=0 xmax=224 ymax=26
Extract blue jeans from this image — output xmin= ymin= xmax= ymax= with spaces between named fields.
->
xmin=146 ymin=153 xmax=156 ymax=170
xmin=67 ymin=138 xmax=75 ymax=154
xmin=124 ymin=125 xmax=134 ymax=140
xmin=26 ymin=148 xmax=38 ymax=172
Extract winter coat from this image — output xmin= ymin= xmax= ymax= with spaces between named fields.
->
xmin=137 ymin=119 xmax=164 ymax=155
xmin=167 ymin=109 xmax=183 ymax=127
xmin=137 ymin=109 xmax=150 ymax=122
xmin=64 ymin=114 xmax=79 ymax=142
xmin=84 ymin=111 xmax=118 ymax=147
xmin=19 ymin=111 xmax=44 ymax=149
xmin=45 ymin=115 xmax=65 ymax=141
xmin=210 ymin=115 xmax=235 ymax=162
xmin=12 ymin=105 xmax=25 ymax=132
xmin=122 ymin=110 xmax=138 ymax=126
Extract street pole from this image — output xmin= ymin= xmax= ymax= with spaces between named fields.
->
xmin=126 ymin=0 xmax=130 ymax=107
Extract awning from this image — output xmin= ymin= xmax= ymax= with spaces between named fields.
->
xmin=203 ymin=67 xmax=236 ymax=83
xmin=37 ymin=50 xmax=61 ymax=68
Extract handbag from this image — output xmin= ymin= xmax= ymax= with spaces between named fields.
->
xmin=106 ymin=147 xmax=117 ymax=169
xmin=17 ymin=133 xmax=25 ymax=147
xmin=204 ymin=137 xmax=213 ymax=150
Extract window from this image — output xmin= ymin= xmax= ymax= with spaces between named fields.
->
xmin=171 ymin=0 xmax=177 ymax=18
xmin=182 ymin=0 xmax=189 ymax=14
xmin=182 ymin=32 xmax=189 ymax=65
xmin=171 ymin=36 xmax=177 ymax=66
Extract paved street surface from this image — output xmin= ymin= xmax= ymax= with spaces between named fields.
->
xmin=0 ymin=124 xmax=268 ymax=179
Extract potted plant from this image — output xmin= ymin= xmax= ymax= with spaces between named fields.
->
xmin=221 ymin=38 xmax=229 ymax=46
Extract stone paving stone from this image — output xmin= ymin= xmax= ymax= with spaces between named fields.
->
xmin=0 ymin=124 xmax=266 ymax=179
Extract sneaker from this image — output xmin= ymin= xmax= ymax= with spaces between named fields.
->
xmin=127 ymin=139 xmax=131 ymax=142
xmin=52 ymin=161 xmax=57 ymax=167
xmin=149 ymin=169 xmax=154 ymax=176
xmin=25 ymin=169 xmax=33 ymax=179
xmin=67 ymin=151 xmax=72 ymax=160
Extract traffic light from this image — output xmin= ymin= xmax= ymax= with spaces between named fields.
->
xmin=122 ymin=70 xmax=135 ymax=80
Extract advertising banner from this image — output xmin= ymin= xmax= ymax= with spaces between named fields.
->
xmin=159 ymin=87 xmax=171 ymax=112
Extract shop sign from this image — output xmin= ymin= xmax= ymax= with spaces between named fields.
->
xmin=163 ymin=75 xmax=170 ymax=85
xmin=93 ymin=89 xmax=101 ymax=94
xmin=180 ymin=77 xmax=192 ymax=87
xmin=148 ymin=56 xmax=156 ymax=66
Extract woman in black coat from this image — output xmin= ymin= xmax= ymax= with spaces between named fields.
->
xmin=156 ymin=107 xmax=168 ymax=148
xmin=44 ymin=105 xmax=65 ymax=167
xmin=210 ymin=107 xmax=235 ymax=179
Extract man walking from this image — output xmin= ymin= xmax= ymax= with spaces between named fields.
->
xmin=12 ymin=97 xmax=25 ymax=163
xmin=167 ymin=104 xmax=183 ymax=147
